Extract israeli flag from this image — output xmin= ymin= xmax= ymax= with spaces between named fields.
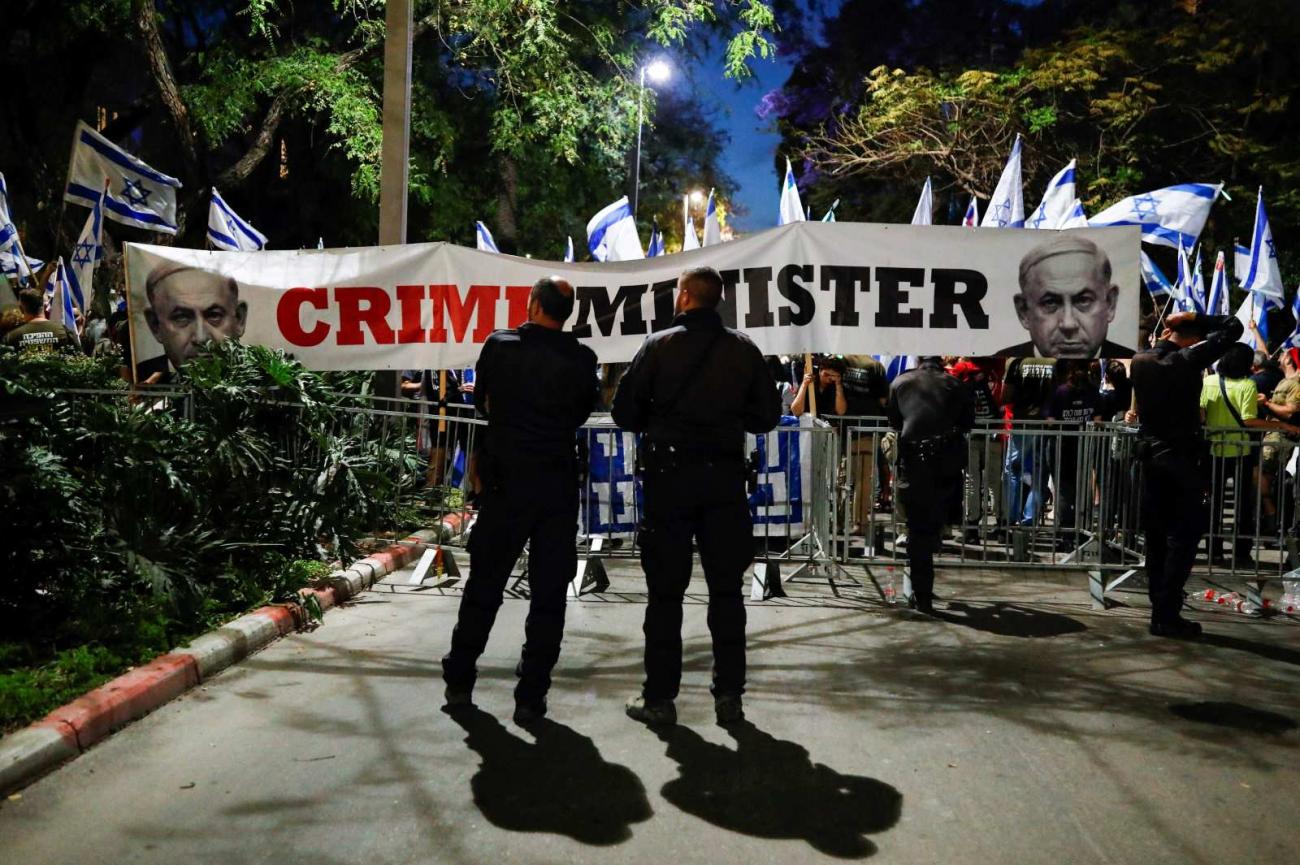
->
xmin=1058 ymin=199 xmax=1089 ymax=229
xmin=48 ymin=258 xmax=78 ymax=337
xmin=1286 ymin=291 xmax=1300 ymax=349
xmin=1235 ymin=291 xmax=1273 ymax=349
xmin=1088 ymin=182 xmax=1221 ymax=250
xmin=962 ymin=195 xmax=980 ymax=227
xmin=0 ymin=172 xmax=34 ymax=284
xmin=703 ymin=189 xmax=722 ymax=246
xmin=682 ymin=195 xmax=700 ymax=251
xmin=1242 ymin=187 xmax=1285 ymax=300
xmin=911 ymin=178 xmax=933 ymax=226
xmin=448 ymin=444 xmax=467 ymax=489
xmin=1207 ymin=250 xmax=1229 ymax=316
xmin=64 ymin=120 xmax=181 ymax=234
xmin=822 ymin=199 xmax=840 ymax=222
xmin=67 ymin=182 xmax=107 ymax=313
xmin=875 ymin=354 xmax=917 ymax=383
xmin=647 ymin=220 xmax=665 ymax=257
xmin=564 ymin=235 xmax=574 ymax=262
xmin=586 ymin=196 xmax=644 ymax=262
xmin=1140 ymin=251 xmax=1173 ymax=297
xmin=1189 ymin=247 xmax=1206 ymax=314
xmin=207 ymin=188 xmax=267 ymax=251
xmin=1028 ymin=158 xmax=1077 ymax=229
xmin=1176 ymin=241 xmax=1199 ymax=313
xmin=1233 ymin=242 xmax=1251 ymax=284
xmin=475 ymin=221 xmax=499 ymax=253
xmin=981 ymin=134 xmax=1025 ymax=228
xmin=778 ymin=157 xmax=805 ymax=225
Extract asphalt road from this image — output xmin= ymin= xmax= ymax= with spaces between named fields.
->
xmin=2 ymin=561 xmax=1297 ymax=865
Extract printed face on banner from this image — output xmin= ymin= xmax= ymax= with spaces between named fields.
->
xmin=124 ymin=224 xmax=1141 ymax=375
xmin=1002 ymin=237 xmax=1125 ymax=359
xmin=139 ymin=263 xmax=248 ymax=375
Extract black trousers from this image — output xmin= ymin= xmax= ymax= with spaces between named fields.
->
xmin=897 ymin=456 xmax=962 ymax=604
xmin=639 ymin=458 xmax=753 ymax=701
xmin=1140 ymin=444 xmax=1208 ymax=624
xmin=442 ymin=464 xmax=578 ymax=704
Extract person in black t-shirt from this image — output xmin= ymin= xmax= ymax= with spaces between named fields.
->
xmin=1045 ymin=361 xmax=1102 ymax=534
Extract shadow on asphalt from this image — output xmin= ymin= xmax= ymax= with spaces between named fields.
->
xmin=1168 ymin=701 xmax=1298 ymax=735
xmin=443 ymin=705 xmax=652 ymax=845
xmin=935 ymin=601 xmax=1088 ymax=638
xmin=1199 ymin=632 xmax=1300 ymax=667
xmin=653 ymin=720 xmax=902 ymax=858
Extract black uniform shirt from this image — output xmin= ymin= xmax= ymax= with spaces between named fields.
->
xmin=886 ymin=361 xmax=975 ymax=442
xmin=1131 ymin=314 xmax=1244 ymax=444
xmin=611 ymin=307 xmax=781 ymax=451
xmin=473 ymin=322 xmax=599 ymax=460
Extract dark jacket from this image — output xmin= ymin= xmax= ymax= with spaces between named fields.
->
xmin=887 ymin=360 xmax=975 ymax=443
xmin=611 ymin=307 xmax=781 ymax=452
xmin=994 ymin=339 xmax=1135 ymax=359
xmin=473 ymin=322 xmax=599 ymax=461
xmin=1131 ymin=314 xmax=1244 ymax=444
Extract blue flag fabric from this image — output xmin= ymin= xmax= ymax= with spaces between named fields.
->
xmin=475 ymin=221 xmax=499 ymax=253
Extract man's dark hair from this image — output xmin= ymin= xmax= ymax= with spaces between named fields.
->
xmin=530 ymin=276 xmax=574 ymax=322
xmin=16 ymin=288 xmax=43 ymax=316
xmin=819 ymin=355 xmax=848 ymax=373
xmin=681 ymin=266 xmax=724 ymax=308
xmin=1217 ymin=343 xmax=1255 ymax=380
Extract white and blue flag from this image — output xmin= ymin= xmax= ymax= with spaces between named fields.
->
xmin=822 ymin=199 xmax=840 ymax=222
xmin=682 ymin=195 xmax=700 ymax=251
xmin=64 ymin=120 xmax=181 ymax=234
xmin=564 ymin=235 xmax=574 ymax=263
xmin=1242 ymin=187 xmax=1285 ymax=300
xmin=67 ymin=180 xmax=108 ymax=313
xmin=1286 ymin=291 xmax=1300 ymax=349
xmin=981 ymin=134 xmax=1025 ymax=228
xmin=1190 ymin=247 xmax=1206 ymax=314
xmin=207 ymin=188 xmax=267 ymax=251
xmin=875 ymin=354 xmax=917 ymax=383
xmin=703 ymin=189 xmax=722 ymax=246
xmin=0 ymin=172 xmax=34 ymax=284
xmin=962 ymin=195 xmax=979 ymax=227
xmin=1027 ymin=158 xmax=1076 ymax=229
xmin=1207 ymin=250 xmax=1229 ymax=316
xmin=1140 ymin=251 xmax=1173 ymax=297
xmin=646 ymin=220 xmax=665 ymax=257
xmin=587 ymin=196 xmax=644 ymax=262
xmin=1236 ymin=291 xmax=1273 ymax=349
xmin=475 ymin=221 xmax=499 ymax=253
xmin=1233 ymin=242 xmax=1251 ymax=284
xmin=48 ymin=258 xmax=78 ymax=336
xmin=911 ymin=178 xmax=933 ymax=226
xmin=778 ymin=157 xmax=805 ymax=225
xmin=1088 ymin=182 xmax=1221 ymax=250
xmin=1058 ymin=199 xmax=1089 ymax=229
xmin=1175 ymin=241 xmax=1199 ymax=313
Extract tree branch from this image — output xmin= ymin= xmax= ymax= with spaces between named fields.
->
xmin=133 ymin=0 xmax=198 ymax=173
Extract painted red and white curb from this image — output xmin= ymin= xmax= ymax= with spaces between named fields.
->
xmin=0 ymin=529 xmax=443 ymax=795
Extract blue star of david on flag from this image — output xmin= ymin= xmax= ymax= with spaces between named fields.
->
xmin=1129 ymin=193 xmax=1160 ymax=221
xmin=122 ymin=177 xmax=150 ymax=208
xmin=1029 ymin=209 xmax=1048 ymax=229
xmin=1266 ymin=237 xmax=1277 ymax=259
xmin=72 ymin=240 xmax=96 ymax=267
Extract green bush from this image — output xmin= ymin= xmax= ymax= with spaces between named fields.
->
xmin=0 ymin=341 xmax=423 ymax=728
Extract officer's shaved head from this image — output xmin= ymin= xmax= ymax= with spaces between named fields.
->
xmin=679 ymin=266 xmax=724 ymax=309
xmin=529 ymin=275 xmax=575 ymax=323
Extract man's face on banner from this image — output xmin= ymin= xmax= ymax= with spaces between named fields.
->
xmin=145 ymin=268 xmax=248 ymax=368
xmin=1013 ymin=250 xmax=1118 ymax=358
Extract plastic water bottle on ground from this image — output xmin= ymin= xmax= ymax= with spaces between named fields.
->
xmin=883 ymin=567 xmax=897 ymax=606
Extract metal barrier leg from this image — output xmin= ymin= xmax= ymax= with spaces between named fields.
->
xmin=570 ymin=536 xmax=610 ymax=597
xmin=1089 ymin=569 xmax=1107 ymax=610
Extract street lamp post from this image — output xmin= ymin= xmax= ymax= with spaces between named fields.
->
xmin=632 ymin=60 xmax=671 ymax=220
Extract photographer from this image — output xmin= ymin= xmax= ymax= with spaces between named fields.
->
xmin=1129 ymin=310 xmax=1242 ymax=639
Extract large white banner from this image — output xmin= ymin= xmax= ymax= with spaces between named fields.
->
xmin=124 ymin=222 xmax=1140 ymax=380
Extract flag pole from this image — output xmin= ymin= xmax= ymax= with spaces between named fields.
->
xmin=804 ymin=352 xmax=817 ymax=416
xmin=1149 ymin=295 xmax=1175 ymax=346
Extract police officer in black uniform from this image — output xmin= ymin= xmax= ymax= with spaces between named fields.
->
xmin=1130 ymin=310 xmax=1243 ymax=639
xmin=442 ymin=276 xmax=599 ymax=724
xmin=887 ymin=356 xmax=975 ymax=615
xmin=612 ymin=266 xmax=781 ymax=726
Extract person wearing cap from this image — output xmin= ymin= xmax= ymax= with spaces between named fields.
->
xmin=1258 ymin=347 xmax=1300 ymax=533
xmin=996 ymin=235 xmax=1134 ymax=359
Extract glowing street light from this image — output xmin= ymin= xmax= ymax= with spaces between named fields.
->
xmin=633 ymin=59 xmax=672 ymax=220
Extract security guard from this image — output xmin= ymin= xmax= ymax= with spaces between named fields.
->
xmin=886 ymin=356 xmax=974 ymax=615
xmin=612 ymin=266 xmax=780 ymax=726
xmin=1129 ymin=310 xmax=1243 ymax=639
xmin=442 ymin=276 xmax=599 ymax=724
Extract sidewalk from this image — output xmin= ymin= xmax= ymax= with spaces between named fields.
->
xmin=1 ymin=560 xmax=1297 ymax=865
